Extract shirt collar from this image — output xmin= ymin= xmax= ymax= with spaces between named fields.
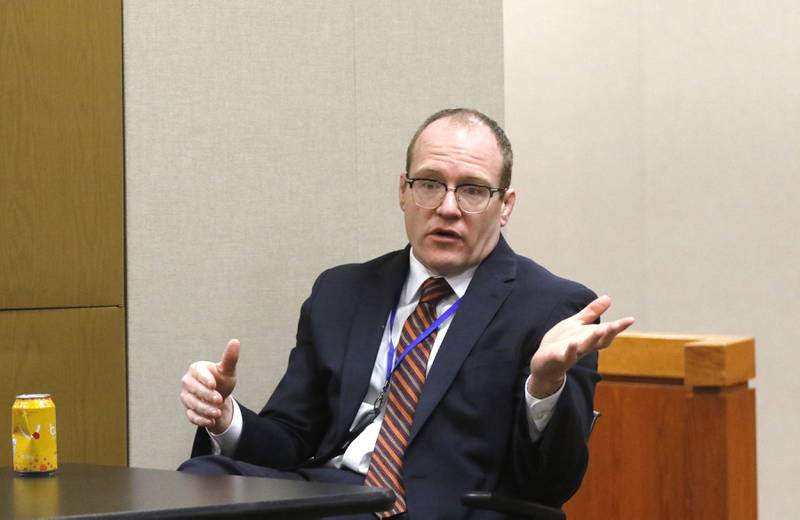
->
xmin=403 ymin=248 xmax=477 ymax=305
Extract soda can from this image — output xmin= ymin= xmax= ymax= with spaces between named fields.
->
xmin=11 ymin=394 xmax=58 ymax=476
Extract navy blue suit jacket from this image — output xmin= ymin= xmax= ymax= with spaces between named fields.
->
xmin=192 ymin=236 xmax=599 ymax=518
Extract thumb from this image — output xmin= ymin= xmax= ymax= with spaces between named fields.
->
xmin=218 ymin=338 xmax=240 ymax=376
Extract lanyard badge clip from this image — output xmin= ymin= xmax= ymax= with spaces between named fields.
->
xmin=373 ymin=384 xmax=388 ymax=413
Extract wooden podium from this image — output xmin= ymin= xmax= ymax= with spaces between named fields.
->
xmin=564 ymin=333 xmax=757 ymax=520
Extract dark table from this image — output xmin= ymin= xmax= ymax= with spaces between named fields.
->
xmin=1 ymin=463 xmax=394 ymax=519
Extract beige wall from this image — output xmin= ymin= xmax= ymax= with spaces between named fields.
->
xmin=504 ymin=1 xmax=800 ymax=517
xmin=125 ymin=0 xmax=798 ymax=514
xmin=123 ymin=0 xmax=504 ymax=470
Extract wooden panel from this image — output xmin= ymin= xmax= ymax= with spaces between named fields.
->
xmin=684 ymin=338 xmax=756 ymax=387
xmin=0 ymin=0 xmax=123 ymax=309
xmin=687 ymin=387 xmax=757 ymax=520
xmin=599 ymin=333 xmax=698 ymax=379
xmin=565 ymin=380 xmax=757 ymax=519
xmin=600 ymin=333 xmax=755 ymax=385
xmin=565 ymin=381 xmax=692 ymax=519
xmin=0 ymin=307 xmax=126 ymax=466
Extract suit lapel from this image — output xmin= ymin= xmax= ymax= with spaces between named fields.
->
xmin=335 ymin=248 xmax=409 ymax=438
xmin=407 ymin=236 xmax=517 ymax=445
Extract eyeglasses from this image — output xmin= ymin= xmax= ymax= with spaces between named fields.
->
xmin=404 ymin=175 xmax=507 ymax=214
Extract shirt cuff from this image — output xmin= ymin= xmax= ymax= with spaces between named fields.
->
xmin=207 ymin=397 xmax=242 ymax=456
xmin=524 ymin=375 xmax=566 ymax=442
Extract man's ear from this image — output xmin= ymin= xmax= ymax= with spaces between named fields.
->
xmin=499 ymin=188 xmax=516 ymax=227
xmin=399 ymin=173 xmax=407 ymax=211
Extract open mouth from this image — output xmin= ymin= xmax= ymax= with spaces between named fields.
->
xmin=430 ymin=229 xmax=461 ymax=240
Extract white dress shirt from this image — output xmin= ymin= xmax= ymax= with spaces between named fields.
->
xmin=209 ymin=249 xmax=565 ymax=472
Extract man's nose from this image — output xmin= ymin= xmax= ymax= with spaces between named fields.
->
xmin=436 ymin=189 xmax=461 ymax=217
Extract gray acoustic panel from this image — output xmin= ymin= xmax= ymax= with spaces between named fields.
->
xmin=124 ymin=1 xmax=357 ymax=469
xmin=124 ymin=0 xmax=503 ymax=470
xmin=352 ymin=0 xmax=505 ymax=261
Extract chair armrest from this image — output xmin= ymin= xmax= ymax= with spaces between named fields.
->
xmin=461 ymin=491 xmax=566 ymax=520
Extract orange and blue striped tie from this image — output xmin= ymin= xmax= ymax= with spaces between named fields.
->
xmin=366 ymin=276 xmax=454 ymax=517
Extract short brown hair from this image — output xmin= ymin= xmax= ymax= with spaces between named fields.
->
xmin=405 ymin=108 xmax=513 ymax=188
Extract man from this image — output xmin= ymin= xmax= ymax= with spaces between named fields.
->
xmin=179 ymin=108 xmax=634 ymax=518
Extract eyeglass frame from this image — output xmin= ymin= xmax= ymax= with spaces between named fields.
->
xmin=403 ymin=174 xmax=509 ymax=214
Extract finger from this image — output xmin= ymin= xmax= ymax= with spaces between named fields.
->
xmin=180 ymin=389 xmax=222 ymax=420
xmin=564 ymin=341 xmax=579 ymax=366
xmin=180 ymin=388 xmax=221 ymax=419
xmin=579 ymin=317 xmax=636 ymax=354
xmin=181 ymin=373 xmax=223 ymax=405
xmin=190 ymin=362 xmax=218 ymax=390
xmin=614 ymin=316 xmax=636 ymax=332
xmin=574 ymin=295 xmax=612 ymax=324
xmin=218 ymin=338 xmax=240 ymax=376
xmin=594 ymin=317 xmax=635 ymax=347
xmin=599 ymin=317 xmax=636 ymax=347
xmin=572 ymin=325 xmax=605 ymax=356
xmin=567 ymin=321 xmax=616 ymax=357
xmin=184 ymin=368 xmax=220 ymax=401
xmin=186 ymin=408 xmax=215 ymax=428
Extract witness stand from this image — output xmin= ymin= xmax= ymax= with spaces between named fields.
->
xmin=564 ymin=332 xmax=757 ymax=520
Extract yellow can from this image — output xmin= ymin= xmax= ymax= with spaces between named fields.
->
xmin=11 ymin=394 xmax=58 ymax=476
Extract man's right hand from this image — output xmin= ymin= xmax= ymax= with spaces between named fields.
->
xmin=180 ymin=338 xmax=240 ymax=434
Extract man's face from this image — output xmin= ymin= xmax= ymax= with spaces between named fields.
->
xmin=400 ymin=117 xmax=516 ymax=276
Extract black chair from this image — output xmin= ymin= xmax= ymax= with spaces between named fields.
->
xmin=461 ymin=411 xmax=600 ymax=519
xmin=461 ymin=492 xmax=567 ymax=520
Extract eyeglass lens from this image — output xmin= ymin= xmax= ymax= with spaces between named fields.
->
xmin=410 ymin=179 xmax=492 ymax=213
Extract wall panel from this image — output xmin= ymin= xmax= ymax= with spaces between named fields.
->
xmin=353 ymin=0 xmax=505 ymax=260
xmin=123 ymin=0 xmax=504 ymax=469
xmin=502 ymin=0 xmax=644 ymax=322
xmin=0 ymin=0 xmax=126 ymax=469
xmin=504 ymin=0 xmax=800 ymax=516
xmin=0 ymin=307 xmax=127 ymax=467
xmin=0 ymin=0 xmax=124 ymax=309
xmin=640 ymin=3 xmax=800 ymax=516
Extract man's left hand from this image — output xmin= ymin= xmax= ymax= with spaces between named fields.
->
xmin=528 ymin=295 xmax=634 ymax=398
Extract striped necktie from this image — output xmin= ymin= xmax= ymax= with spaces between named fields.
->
xmin=366 ymin=276 xmax=454 ymax=517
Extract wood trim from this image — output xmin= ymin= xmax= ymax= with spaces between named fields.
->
xmin=599 ymin=332 xmax=755 ymax=386
xmin=684 ymin=337 xmax=756 ymax=387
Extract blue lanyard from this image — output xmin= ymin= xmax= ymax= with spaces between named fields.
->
xmin=373 ymin=293 xmax=462 ymax=412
